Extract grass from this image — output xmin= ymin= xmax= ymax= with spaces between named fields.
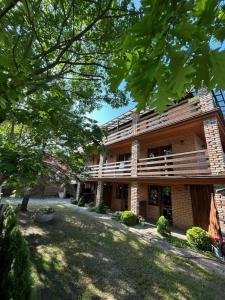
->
xmin=19 ymin=205 xmax=225 ymax=300
xmin=164 ymin=234 xmax=214 ymax=257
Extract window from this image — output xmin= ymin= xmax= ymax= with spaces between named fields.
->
xmin=148 ymin=186 xmax=159 ymax=205
xmin=148 ymin=145 xmax=172 ymax=158
xmin=161 ymin=186 xmax=171 ymax=206
xmin=117 ymin=153 xmax=131 ymax=162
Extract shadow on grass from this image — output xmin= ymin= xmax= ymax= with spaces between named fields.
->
xmin=19 ymin=205 xmax=225 ymax=300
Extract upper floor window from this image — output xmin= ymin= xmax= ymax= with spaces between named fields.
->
xmin=148 ymin=145 xmax=172 ymax=158
xmin=117 ymin=153 xmax=131 ymax=162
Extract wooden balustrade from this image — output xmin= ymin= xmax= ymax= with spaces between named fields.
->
xmin=101 ymin=160 xmax=132 ymax=177
xmin=87 ymin=164 xmax=99 ymax=177
xmin=137 ymin=150 xmax=210 ymax=176
xmin=136 ymin=100 xmax=201 ymax=134
xmin=104 ymin=126 xmax=133 ymax=145
xmin=88 ymin=150 xmax=211 ymax=178
xmin=104 ymin=99 xmax=201 ymax=145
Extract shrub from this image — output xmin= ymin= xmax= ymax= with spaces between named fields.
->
xmin=186 ymin=227 xmax=212 ymax=251
xmin=77 ymin=196 xmax=86 ymax=207
xmin=95 ymin=202 xmax=108 ymax=214
xmin=120 ymin=211 xmax=138 ymax=226
xmin=0 ymin=204 xmax=32 ymax=300
xmin=156 ymin=216 xmax=170 ymax=236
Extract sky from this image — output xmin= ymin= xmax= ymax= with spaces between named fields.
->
xmin=88 ymin=101 xmax=135 ymax=125
xmin=88 ymin=2 xmax=225 ymax=126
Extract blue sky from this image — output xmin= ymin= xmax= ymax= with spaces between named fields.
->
xmin=88 ymin=101 xmax=135 ymax=125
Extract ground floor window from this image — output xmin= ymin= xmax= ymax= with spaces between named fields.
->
xmin=148 ymin=185 xmax=173 ymax=222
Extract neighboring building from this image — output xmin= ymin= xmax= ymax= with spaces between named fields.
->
xmin=78 ymin=89 xmax=225 ymax=238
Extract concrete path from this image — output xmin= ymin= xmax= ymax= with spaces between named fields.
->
xmin=2 ymin=197 xmax=225 ymax=277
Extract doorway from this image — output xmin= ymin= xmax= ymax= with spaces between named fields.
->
xmin=116 ymin=184 xmax=129 ymax=210
xmin=190 ymin=185 xmax=214 ymax=231
xmin=148 ymin=185 xmax=173 ymax=222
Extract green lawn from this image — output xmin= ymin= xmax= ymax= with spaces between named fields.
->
xmin=19 ymin=205 xmax=225 ymax=300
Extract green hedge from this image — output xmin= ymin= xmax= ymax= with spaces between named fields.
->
xmin=120 ymin=211 xmax=138 ymax=226
xmin=0 ymin=204 xmax=32 ymax=300
xmin=186 ymin=227 xmax=212 ymax=251
xmin=156 ymin=216 xmax=170 ymax=236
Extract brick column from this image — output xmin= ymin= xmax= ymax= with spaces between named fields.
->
xmin=75 ymin=181 xmax=81 ymax=201
xmin=214 ymin=185 xmax=225 ymax=238
xmin=98 ymin=154 xmax=104 ymax=177
xmin=203 ymin=117 xmax=225 ymax=174
xmin=130 ymin=182 xmax=139 ymax=215
xmin=198 ymin=88 xmax=215 ymax=112
xmin=95 ymin=154 xmax=104 ymax=205
xmin=131 ymin=139 xmax=140 ymax=177
xmin=96 ymin=180 xmax=103 ymax=206
xmin=203 ymin=115 xmax=225 ymax=237
xmin=132 ymin=112 xmax=139 ymax=135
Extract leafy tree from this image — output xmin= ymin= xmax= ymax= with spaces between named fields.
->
xmin=0 ymin=0 xmax=138 ymax=208
xmin=0 ymin=0 xmax=137 ymax=116
xmin=109 ymin=0 xmax=225 ymax=111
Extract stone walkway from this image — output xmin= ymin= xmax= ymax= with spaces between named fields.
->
xmin=2 ymin=197 xmax=225 ymax=277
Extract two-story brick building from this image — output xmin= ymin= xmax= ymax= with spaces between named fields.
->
xmin=77 ymin=89 xmax=225 ymax=238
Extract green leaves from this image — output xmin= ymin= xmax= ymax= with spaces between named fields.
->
xmin=109 ymin=0 xmax=225 ymax=111
xmin=210 ymin=50 xmax=225 ymax=89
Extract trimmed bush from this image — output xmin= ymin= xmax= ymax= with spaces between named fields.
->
xmin=95 ymin=202 xmax=108 ymax=214
xmin=156 ymin=216 xmax=170 ymax=236
xmin=120 ymin=211 xmax=138 ymax=226
xmin=186 ymin=227 xmax=212 ymax=251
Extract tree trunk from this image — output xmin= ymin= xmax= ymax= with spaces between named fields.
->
xmin=21 ymin=194 xmax=30 ymax=212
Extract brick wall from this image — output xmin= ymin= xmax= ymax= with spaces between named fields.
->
xmin=96 ymin=180 xmax=103 ymax=205
xmin=172 ymin=185 xmax=194 ymax=229
xmin=130 ymin=182 xmax=139 ymax=215
xmin=131 ymin=140 xmax=140 ymax=176
xmin=147 ymin=205 xmax=160 ymax=221
xmin=198 ymin=89 xmax=215 ymax=112
xmin=214 ymin=185 xmax=225 ymax=237
xmin=203 ymin=117 xmax=225 ymax=174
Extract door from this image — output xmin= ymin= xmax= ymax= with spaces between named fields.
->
xmin=190 ymin=185 xmax=213 ymax=231
xmin=116 ymin=184 xmax=129 ymax=210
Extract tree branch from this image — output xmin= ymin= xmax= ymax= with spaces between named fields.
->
xmin=0 ymin=0 xmax=20 ymax=20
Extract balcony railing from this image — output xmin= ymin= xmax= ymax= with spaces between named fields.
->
xmin=137 ymin=150 xmax=210 ymax=176
xmin=87 ymin=164 xmax=99 ymax=177
xmin=101 ymin=160 xmax=132 ymax=177
xmin=104 ymin=99 xmax=201 ymax=145
xmin=104 ymin=126 xmax=133 ymax=145
xmin=136 ymin=100 xmax=201 ymax=134
xmin=88 ymin=150 xmax=210 ymax=178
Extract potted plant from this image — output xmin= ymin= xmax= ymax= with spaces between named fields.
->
xmin=34 ymin=207 xmax=55 ymax=222
xmin=138 ymin=215 xmax=145 ymax=227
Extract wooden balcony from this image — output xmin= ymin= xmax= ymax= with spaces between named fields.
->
xmin=87 ymin=150 xmax=210 ymax=179
xmin=104 ymin=99 xmax=201 ymax=145
xmin=137 ymin=150 xmax=210 ymax=176
xmin=101 ymin=160 xmax=131 ymax=177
